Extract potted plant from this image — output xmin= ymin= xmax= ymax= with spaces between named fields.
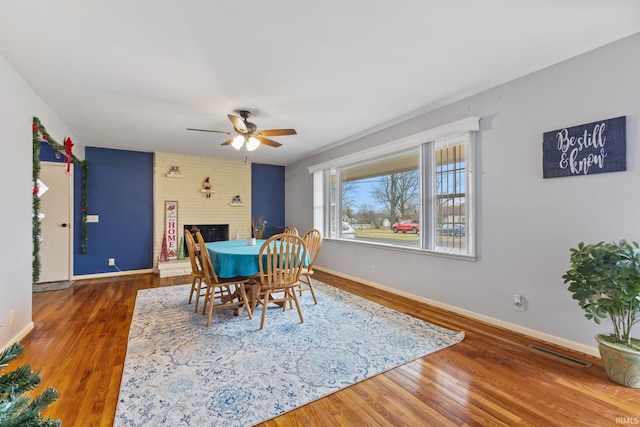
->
xmin=563 ymin=240 xmax=640 ymax=387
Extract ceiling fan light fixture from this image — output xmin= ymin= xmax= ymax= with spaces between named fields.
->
xmin=231 ymin=135 xmax=245 ymax=150
xmin=187 ymin=109 xmax=296 ymax=153
xmin=246 ymin=136 xmax=260 ymax=151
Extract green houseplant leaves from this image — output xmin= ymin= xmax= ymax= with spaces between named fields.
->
xmin=563 ymin=240 xmax=640 ymax=350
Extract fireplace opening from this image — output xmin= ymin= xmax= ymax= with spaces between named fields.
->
xmin=183 ymin=224 xmax=229 ymax=253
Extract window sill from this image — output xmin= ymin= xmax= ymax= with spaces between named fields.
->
xmin=326 ymin=237 xmax=477 ymax=262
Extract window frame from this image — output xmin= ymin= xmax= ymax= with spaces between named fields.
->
xmin=309 ymin=117 xmax=479 ymax=259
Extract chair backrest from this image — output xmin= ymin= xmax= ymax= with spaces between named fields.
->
xmin=283 ymin=226 xmax=299 ymax=236
xmin=302 ymin=228 xmax=322 ymax=269
xmin=195 ymin=231 xmax=220 ymax=284
xmin=185 ymin=230 xmax=202 ymax=275
xmin=259 ymin=233 xmax=307 ymax=288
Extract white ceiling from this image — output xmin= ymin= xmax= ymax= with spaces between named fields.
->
xmin=1 ymin=1 xmax=639 ymax=166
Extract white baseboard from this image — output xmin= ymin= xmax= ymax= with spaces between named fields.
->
xmin=72 ymin=268 xmax=154 ymax=280
xmin=315 ymin=266 xmax=600 ymax=358
xmin=1 ymin=322 xmax=35 ymax=352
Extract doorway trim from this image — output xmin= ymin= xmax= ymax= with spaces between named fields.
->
xmin=32 ymin=117 xmax=88 ymax=282
xmin=38 ymin=161 xmax=74 ymax=283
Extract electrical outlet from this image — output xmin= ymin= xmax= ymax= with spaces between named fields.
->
xmin=86 ymin=215 xmax=99 ymax=223
xmin=10 ymin=310 xmax=15 ymax=325
xmin=370 ymin=265 xmax=375 ymax=274
xmin=108 ymin=258 xmax=115 ymax=266
xmin=513 ymin=294 xmax=524 ymax=312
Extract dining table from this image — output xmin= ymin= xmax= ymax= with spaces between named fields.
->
xmin=205 ymin=239 xmax=267 ymax=279
xmin=205 ymin=238 xmax=310 ymax=316
xmin=205 ymin=239 xmax=266 ymax=316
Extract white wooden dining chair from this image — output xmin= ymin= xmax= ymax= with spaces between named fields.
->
xmin=196 ymin=232 xmax=253 ymax=326
xmin=252 ymin=233 xmax=307 ymax=330
xmin=298 ymin=228 xmax=322 ymax=304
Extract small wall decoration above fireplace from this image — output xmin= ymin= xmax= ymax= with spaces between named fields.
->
xmin=542 ymin=116 xmax=626 ymax=179
xmin=229 ymin=194 xmax=243 ymax=206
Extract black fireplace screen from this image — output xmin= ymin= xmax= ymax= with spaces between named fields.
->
xmin=184 ymin=224 xmax=229 ymax=251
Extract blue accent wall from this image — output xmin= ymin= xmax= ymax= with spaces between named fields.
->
xmin=39 ymin=141 xmax=66 ymax=163
xmin=251 ymin=163 xmax=284 ymax=239
xmin=74 ymin=147 xmax=154 ymax=274
xmin=39 ymin=145 xmax=280 ymax=275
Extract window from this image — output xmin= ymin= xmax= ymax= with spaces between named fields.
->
xmin=338 ymin=150 xmax=420 ymax=245
xmin=432 ymin=134 xmax=471 ymax=254
xmin=309 ymin=117 xmax=478 ymax=257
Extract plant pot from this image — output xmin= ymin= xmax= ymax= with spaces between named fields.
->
xmin=596 ymin=333 xmax=640 ymax=388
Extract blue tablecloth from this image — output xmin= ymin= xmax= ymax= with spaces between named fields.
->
xmin=206 ymin=240 xmax=266 ymax=278
xmin=206 ymin=239 xmax=310 ymax=279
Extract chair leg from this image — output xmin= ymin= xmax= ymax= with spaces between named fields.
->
xmin=298 ymin=275 xmax=309 ymax=296
xmin=282 ymin=289 xmax=290 ymax=312
xmin=220 ymin=285 xmax=230 ymax=297
xmin=250 ymin=287 xmax=259 ymax=315
xmin=259 ymin=290 xmax=270 ymax=330
xmin=205 ymin=286 xmax=216 ymax=327
xmin=307 ymin=276 xmax=318 ymax=305
xmin=201 ymin=284 xmax=211 ymax=315
xmin=298 ymin=274 xmax=317 ymax=305
xmin=193 ymin=277 xmax=203 ymax=313
xmin=291 ymin=289 xmax=304 ymax=324
xmin=188 ymin=277 xmax=197 ymax=304
xmin=238 ymin=284 xmax=253 ymax=319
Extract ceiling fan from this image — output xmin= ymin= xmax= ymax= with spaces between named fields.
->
xmin=187 ymin=110 xmax=297 ymax=152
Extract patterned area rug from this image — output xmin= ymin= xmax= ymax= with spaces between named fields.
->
xmin=115 ymin=281 xmax=464 ymax=426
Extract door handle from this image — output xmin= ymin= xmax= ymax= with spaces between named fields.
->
xmin=61 ymin=223 xmax=68 ymax=228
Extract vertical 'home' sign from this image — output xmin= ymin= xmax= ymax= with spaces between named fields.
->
xmin=542 ymin=116 xmax=626 ymax=178
xmin=165 ymin=201 xmax=178 ymax=260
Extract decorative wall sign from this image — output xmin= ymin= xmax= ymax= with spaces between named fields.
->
xmin=164 ymin=201 xmax=178 ymax=260
xmin=543 ymin=116 xmax=626 ymax=178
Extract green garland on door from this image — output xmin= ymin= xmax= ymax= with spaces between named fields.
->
xmin=32 ymin=117 xmax=88 ymax=283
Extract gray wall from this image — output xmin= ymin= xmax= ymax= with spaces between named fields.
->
xmin=285 ymin=33 xmax=640 ymax=355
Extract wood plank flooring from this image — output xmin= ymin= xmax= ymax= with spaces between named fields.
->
xmin=16 ymin=271 xmax=639 ymax=426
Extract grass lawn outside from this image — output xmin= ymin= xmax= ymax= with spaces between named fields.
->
xmin=352 ymin=226 xmax=419 ymax=241
xmin=348 ymin=225 xmax=465 ymax=251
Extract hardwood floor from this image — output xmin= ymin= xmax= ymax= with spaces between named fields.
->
xmin=18 ymin=271 xmax=638 ymax=426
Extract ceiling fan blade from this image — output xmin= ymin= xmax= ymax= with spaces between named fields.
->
xmin=256 ymin=136 xmax=282 ymax=148
xmin=255 ymin=129 xmax=297 ymax=137
xmin=187 ymin=128 xmax=235 ymax=135
xmin=220 ymin=138 xmax=236 ymax=146
xmin=228 ymin=114 xmax=248 ymax=133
